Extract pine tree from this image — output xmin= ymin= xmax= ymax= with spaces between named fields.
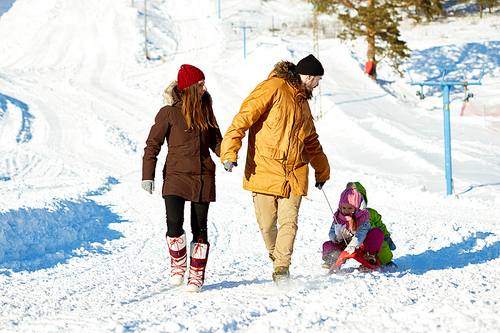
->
xmin=455 ymin=0 xmax=500 ymax=18
xmin=471 ymin=0 xmax=499 ymax=18
xmin=404 ymin=0 xmax=443 ymax=22
xmin=314 ymin=0 xmax=411 ymax=80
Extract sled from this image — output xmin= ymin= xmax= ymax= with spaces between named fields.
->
xmin=328 ymin=248 xmax=382 ymax=274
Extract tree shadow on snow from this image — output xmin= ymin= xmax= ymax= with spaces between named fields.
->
xmin=405 ymin=41 xmax=500 ymax=98
xmin=324 ymin=92 xmax=389 ymax=106
xmin=394 ymin=232 xmax=500 ymax=275
xmin=456 ymin=182 xmax=500 ymax=196
xmin=0 ymin=92 xmax=34 ymax=143
xmin=204 ymin=279 xmax=269 ymax=291
xmin=0 ymin=177 xmax=125 ymax=273
xmin=0 ymin=0 xmax=16 ymax=18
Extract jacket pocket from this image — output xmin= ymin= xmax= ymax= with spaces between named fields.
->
xmin=165 ymin=153 xmax=189 ymax=174
xmin=257 ymin=145 xmax=286 ymax=161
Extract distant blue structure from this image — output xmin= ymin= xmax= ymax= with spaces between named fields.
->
xmin=231 ymin=22 xmax=258 ymax=59
xmin=407 ymin=67 xmax=485 ymax=195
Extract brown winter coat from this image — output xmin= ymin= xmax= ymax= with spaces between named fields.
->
xmin=142 ymin=88 xmax=222 ymax=202
xmin=220 ymin=61 xmax=330 ymax=197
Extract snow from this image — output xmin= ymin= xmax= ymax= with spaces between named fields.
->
xmin=1 ymin=0 xmax=500 ymax=331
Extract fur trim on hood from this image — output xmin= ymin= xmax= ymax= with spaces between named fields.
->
xmin=273 ymin=61 xmax=300 ymax=86
xmin=163 ymin=80 xmax=179 ymax=106
xmin=273 ymin=60 xmax=312 ymax=100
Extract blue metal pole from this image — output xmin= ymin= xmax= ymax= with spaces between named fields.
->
xmin=243 ymin=27 xmax=246 ymax=59
xmin=443 ymin=85 xmax=453 ymax=195
xmin=218 ymin=0 xmax=220 ymax=19
xmin=407 ymin=67 xmax=484 ymax=196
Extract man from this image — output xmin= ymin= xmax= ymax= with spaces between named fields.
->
xmin=220 ymin=54 xmax=330 ymax=282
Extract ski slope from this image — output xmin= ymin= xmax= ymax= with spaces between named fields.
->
xmin=1 ymin=0 xmax=500 ymax=332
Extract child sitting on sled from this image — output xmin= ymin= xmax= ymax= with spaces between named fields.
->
xmin=352 ymin=182 xmax=397 ymax=268
xmin=322 ymin=182 xmax=388 ymax=270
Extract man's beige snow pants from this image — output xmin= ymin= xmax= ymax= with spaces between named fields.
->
xmin=252 ymin=192 xmax=302 ymax=268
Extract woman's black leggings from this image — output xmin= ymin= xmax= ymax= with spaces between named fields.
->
xmin=164 ymin=195 xmax=209 ymax=243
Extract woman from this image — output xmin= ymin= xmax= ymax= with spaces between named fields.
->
xmin=142 ymin=64 xmax=222 ymax=292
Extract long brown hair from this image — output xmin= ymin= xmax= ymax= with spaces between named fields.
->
xmin=176 ymin=83 xmax=218 ymax=132
xmin=350 ymin=214 xmax=358 ymax=232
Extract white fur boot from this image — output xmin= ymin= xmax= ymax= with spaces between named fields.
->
xmin=166 ymin=233 xmax=187 ymax=286
xmin=186 ymin=241 xmax=209 ymax=292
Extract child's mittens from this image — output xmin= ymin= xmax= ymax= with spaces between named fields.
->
xmin=385 ymin=236 xmax=396 ymax=250
xmin=345 ymin=245 xmax=356 ymax=254
xmin=334 ymin=224 xmax=343 ymax=241
xmin=334 ymin=224 xmax=351 ymax=242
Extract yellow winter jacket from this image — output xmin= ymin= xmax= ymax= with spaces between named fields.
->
xmin=221 ymin=61 xmax=330 ymax=197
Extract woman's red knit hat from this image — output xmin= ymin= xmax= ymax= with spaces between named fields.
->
xmin=177 ymin=64 xmax=205 ymax=90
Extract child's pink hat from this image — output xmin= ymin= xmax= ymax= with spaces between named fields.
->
xmin=338 ymin=188 xmax=363 ymax=210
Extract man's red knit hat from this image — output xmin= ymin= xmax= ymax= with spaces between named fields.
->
xmin=177 ymin=64 xmax=205 ymax=90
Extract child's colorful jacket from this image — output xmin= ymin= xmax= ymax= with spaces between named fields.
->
xmin=354 ymin=182 xmax=393 ymax=264
xmin=354 ymin=182 xmax=391 ymax=238
xmin=328 ymin=187 xmax=372 ymax=249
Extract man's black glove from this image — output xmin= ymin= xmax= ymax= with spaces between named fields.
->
xmin=315 ymin=181 xmax=325 ymax=190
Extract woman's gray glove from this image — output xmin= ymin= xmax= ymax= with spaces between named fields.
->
xmin=142 ymin=180 xmax=154 ymax=194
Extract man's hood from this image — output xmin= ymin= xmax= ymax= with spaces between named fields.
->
xmin=270 ymin=60 xmax=313 ymax=100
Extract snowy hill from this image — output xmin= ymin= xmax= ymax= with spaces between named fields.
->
xmin=1 ymin=0 xmax=500 ymax=331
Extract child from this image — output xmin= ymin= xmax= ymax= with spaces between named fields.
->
xmin=353 ymin=182 xmax=397 ymax=268
xmin=322 ymin=182 xmax=385 ymax=269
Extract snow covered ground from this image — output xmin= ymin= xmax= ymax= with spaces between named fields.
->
xmin=1 ymin=0 xmax=500 ymax=331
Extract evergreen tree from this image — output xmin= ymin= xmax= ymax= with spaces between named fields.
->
xmin=456 ymin=0 xmax=499 ymax=18
xmin=404 ymin=0 xmax=443 ymax=22
xmin=314 ymin=0 xmax=411 ymax=80
xmin=474 ymin=0 xmax=498 ymax=18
